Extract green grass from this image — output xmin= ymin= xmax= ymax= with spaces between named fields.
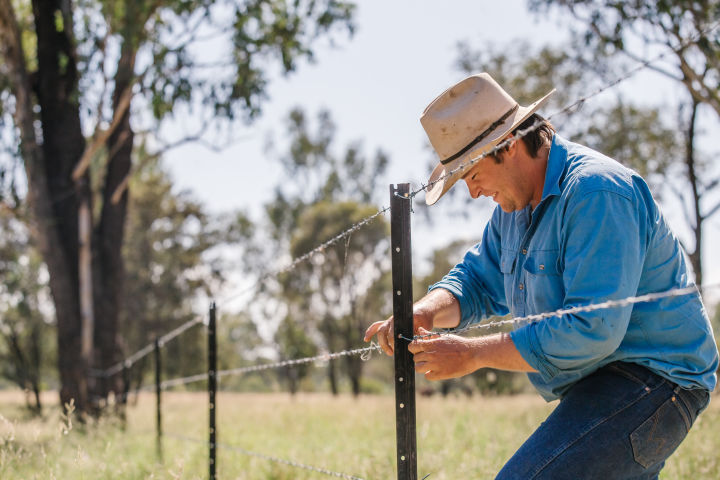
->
xmin=0 ymin=390 xmax=717 ymax=479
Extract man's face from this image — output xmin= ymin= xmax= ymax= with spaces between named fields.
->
xmin=461 ymin=145 xmax=533 ymax=212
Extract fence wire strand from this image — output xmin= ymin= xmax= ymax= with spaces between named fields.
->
xmin=404 ymin=283 xmax=720 ymax=342
xmin=159 ymin=343 xmax=381 ymax=390
xmin=164 ymin=432 xmax=366 ymax=480
xmin=218 ymin=206 xmax=390 ymax=308
xmin=99 ymin=316 xmax=204 ymax=378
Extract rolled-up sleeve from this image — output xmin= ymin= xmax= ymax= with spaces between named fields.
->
xmin=510 ymin=188 xmax=645 ymax=381
xmin=429 ymin=210 xmax=509 ymax=329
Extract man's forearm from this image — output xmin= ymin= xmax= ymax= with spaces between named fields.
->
xmin=415 ymin=288 xmax=461 ymax=329
xmin=469 ymin=333 xmax=536 ymax=372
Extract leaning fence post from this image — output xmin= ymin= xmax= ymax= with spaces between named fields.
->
xmin=390 ymin=183 xmax=418 ymax=480
xmin=208 ymin=302 xmax=218 ymax=480
xmin=154 ymin=337 xmax=163 ymax=462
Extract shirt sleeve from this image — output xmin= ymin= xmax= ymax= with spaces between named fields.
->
xmin=429 ymin=209 xmax=509 ymax=329
xmin=510 ymin=188 xmax=646 ymax=381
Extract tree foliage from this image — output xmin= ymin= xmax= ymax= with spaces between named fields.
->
xmin=247 ymin=107 xmax=390 ymax=395
xmin=0 ymin=0 xmax=355 ymax=413
xmin=0 ymin=206 xmax=53 ymax=413
xmin=527 ymin=0 xmax=720 ymax=285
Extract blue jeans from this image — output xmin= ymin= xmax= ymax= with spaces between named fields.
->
xmin=497 ymin=362 xmax=710 ymax=479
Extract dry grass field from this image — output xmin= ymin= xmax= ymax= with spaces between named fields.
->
xmin=0 ymin=390 xmax=717 ymax=479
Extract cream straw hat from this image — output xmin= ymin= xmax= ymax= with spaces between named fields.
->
xmin=421 ymin=73 xmax=555 ymax=205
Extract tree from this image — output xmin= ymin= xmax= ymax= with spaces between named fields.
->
xmin=289 ymin=200 xmax=389 ymax=395
xmin=121 ymin=154 xmax=235 ymax=388
xmin=0 ymin=0 xmax=354 ymax=413
xmin=255 ymin=107 xmax=390 ymax=395
xmin=528 ymin=0 xmax=720 ymax=285
xmin=0 ymin=205 xmax=53 ymax=413
xmin=274 ymin=314 xmax=318 ymax=395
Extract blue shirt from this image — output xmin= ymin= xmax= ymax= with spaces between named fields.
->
xmin=430 ymin=135 xmax=718 ymax=401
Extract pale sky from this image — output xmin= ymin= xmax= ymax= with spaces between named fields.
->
xmin=163 ymin=0 xmax=720 ymax=306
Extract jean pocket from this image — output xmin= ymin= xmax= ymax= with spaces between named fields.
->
xmin=630 ymin=397 xmax=690 ymax=468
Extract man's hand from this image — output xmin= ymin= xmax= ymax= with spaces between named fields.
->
xmin=408 ymin=328 xmax=481 ymax=381
xmin=363 ymin=311 xmax=433 ymax=356
xmin=364 ymin=289 xmax=461 ymax=356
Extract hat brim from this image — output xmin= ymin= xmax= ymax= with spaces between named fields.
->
xmin=425 ymin=89 xmax=556 ymax=206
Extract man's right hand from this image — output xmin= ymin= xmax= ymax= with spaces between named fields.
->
xmin=363 ymin=310 xmax=434 ymax=356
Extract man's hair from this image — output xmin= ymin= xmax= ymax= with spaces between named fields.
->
xmin=513 ymin=114 xmax=555 ymax=158
xmin=493 ymin=113 xmax=555 ymax=162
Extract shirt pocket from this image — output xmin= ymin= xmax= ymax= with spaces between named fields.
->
xmin=523 ymin=250 xmax=561 ymax=276
xmin=500 ymin=248 xmax=517 ymax=310
xmin=523 ymin=249 xmax=565 ymax=313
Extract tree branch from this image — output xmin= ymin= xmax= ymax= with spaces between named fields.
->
xmin=704 ymin=199 xmax=720 ymax=220
xmin=72 ymin=83 xmax=134 ymax=181
xmin=109 ymin=124 xmax=251 ymax=204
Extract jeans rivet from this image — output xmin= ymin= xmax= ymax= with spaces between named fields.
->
xmin=645 ymin=387 xmax=651 ymax=392
xmin=671 ymin=396 xmax=676 ymax=402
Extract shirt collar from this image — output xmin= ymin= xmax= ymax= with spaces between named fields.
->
xmin=540 ymin=134 xmax=567 ymax=201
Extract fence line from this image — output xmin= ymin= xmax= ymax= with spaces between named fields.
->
xmin=157 ymin=343 xmax=381 ymax=390
xmin=404 ymin=283 xmax=720 ymax=342
xmin=217 ymin=206 xmax=391 ymax=309
xmin=95 ymin=207 xmax=389 ymax=379
xmin=99 ymin=316 xmax=204 ymax=378
xmin=164 ymin=432 xmax=366 ymax=480
xmin=128 ymin=283 xmax=718 ymax=391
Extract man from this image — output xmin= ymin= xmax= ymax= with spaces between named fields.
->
xmin=364 ymin=73 xmax=718 ymax=479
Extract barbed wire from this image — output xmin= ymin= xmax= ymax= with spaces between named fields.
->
xmin=159 ymin=343 xmax=381 ymax=390
xmin=94 ymin=206 xmax=389 ymax=378
xmin=217 ymin=206 xmax=390 ymax=308
xmin=164 ymin=432 xmax=366 ymax=480
xmin=402 ymin=283 xmax=720 ymax=342
xmin=97 ymin=316 xmax=204 ymax=378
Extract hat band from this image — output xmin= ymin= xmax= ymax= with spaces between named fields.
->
xmin=440 ymin=104 xmax=519 ymax=165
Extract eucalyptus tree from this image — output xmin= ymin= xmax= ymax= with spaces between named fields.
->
xmin=0 ymin=0 xmax=354 ymax=413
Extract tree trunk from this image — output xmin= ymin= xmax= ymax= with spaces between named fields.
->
xmin=33 ymin=0 xmax=88 ymax=412
xmin=93 ymin=41 xmax=136 ymax=401
xmin=684 ymin=99 xmax=703 ymax=286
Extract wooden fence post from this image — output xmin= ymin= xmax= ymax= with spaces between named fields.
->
xmin=390 ymin=183 xmax=418 ymax=480
xmin=154 ymin=337 xmax=163 ymax=462
xmin=208 ymin=302 xmax=218 ymax=480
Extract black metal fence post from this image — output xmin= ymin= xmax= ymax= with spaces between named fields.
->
xmin=154 ymin=337 xmax=163 ymax=462
xmin=208 ymin=302 xmax=218 ymax=480
xmin=390 ymin=183 xmax=418 ymax=480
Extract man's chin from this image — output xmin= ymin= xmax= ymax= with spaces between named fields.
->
xmin=499 ymin=203 xmax=515 ymax=213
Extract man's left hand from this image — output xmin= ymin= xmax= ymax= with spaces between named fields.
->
xmin=408 ymin=328 xmax=481 ymax=381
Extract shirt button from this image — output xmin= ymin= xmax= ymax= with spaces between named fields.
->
xmin=518 ymin=283 xmax=524 ymax=290
xmin=522 ymin=248 xmax=527 ymax=255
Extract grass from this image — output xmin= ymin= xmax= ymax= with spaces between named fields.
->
xmin=0 ymin=390 xmax=718 ymax=479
